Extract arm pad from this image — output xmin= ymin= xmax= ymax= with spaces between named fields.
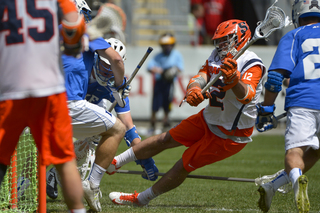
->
xmin=124 ymin=126 xmax=141 ymax=147
xmin=264 ymin=71 xmax=284 ymax=92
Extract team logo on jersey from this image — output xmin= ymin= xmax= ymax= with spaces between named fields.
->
xmin=310 ymin=0 xmax=319 ymax=9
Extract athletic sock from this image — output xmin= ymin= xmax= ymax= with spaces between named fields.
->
xmin=115 ymin=147 xmax=137 ymax=168
xmin=68 ymin=208 xmax=86 ymax=213
xmin=88 ymin=163 xmax=106 ymax=188
xmin=289 ymin=168 xmax=302 ymax=186
xmin=271 ymin=170 xmax=290 ymax=191
xmin=137 ymin=187 xmax=158 ymax=205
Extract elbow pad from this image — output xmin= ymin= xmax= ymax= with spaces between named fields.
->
xmin=237 ymin=84 xmax=256 ymax=104
xmin=264 ymin=71 xmax=284 ymax=92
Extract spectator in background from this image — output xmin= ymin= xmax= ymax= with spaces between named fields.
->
xmin=147 ymin=33 xmax=184 ymax=135
xmin=191 ymin=0 xmax=234 ymax=44
xmin=189 ymin=3 xmax=205 ymax=45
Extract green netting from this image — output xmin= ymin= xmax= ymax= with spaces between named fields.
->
xmin=0 ymin=128 xmax=38 ymax=212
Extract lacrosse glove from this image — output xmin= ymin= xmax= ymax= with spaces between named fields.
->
xmin=135 ymin=158 xmax=159 ymax=181
xmin=110 ymin=78 xmax=128 ymax=108
xmin=186 ymin=87 xmax=211 ymax=107
xmin=255 ymin=102 xmax=278 ymax=132
xmin=219 ymin=58 xmax=241 ymax=92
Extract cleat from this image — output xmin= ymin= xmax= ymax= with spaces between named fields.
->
xmin=257 ymin=182 xmax=275 ymax=212
xmin=82 ymin=180 xmax=102 ymax=212
xmin=109 ymin=191 xmax=146 ymax=207
xmin=46 ymin=167 xmax=58 ymax=199
xmin=106 ymin=159 xmax=120 ymax=175
xmin=294 ymin=175 xmax=310 ymax=213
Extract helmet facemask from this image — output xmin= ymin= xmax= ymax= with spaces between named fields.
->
xmin=93 ymin=55 xmax=114 ymax=87
xmin=213 ymin=33 xmax=238 ymax=60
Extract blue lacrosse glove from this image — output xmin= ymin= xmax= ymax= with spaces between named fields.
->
xmin=255 ymin=102 xmax=278 ymax=132
xmin=135 ymin=158 xmax=159 ymax=181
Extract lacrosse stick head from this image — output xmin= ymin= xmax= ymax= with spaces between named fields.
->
xmin=92 ymin=3 xmax=127 ymax=42
xmin=212 ymin=19 xmax=251 ymax=60
xmin=254 ymin=0 xmax=290 ymax=40
xmin=73 ymin=0 xmax=92 ymax=23
xmin=292 ymin=0 xmax=320 ymax=28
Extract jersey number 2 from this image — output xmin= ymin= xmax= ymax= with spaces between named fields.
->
xmin=302 ymin=38 xmax=320 ymax=79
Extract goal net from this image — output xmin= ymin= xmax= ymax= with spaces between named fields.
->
xmin=0 ymin=128 xmax=39 ymax=212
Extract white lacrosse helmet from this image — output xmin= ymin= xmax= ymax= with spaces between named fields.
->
xmin=93 ymin=38 xmax=126 ymax=86
xmin=292 ymin=0 xmax=320 ymax=28
xmin=100 ymin=38 xmax=126 ymax=64
xmin=74 ymin=0 xmax=92 ymax=22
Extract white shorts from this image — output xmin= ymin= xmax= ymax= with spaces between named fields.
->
xmin=68 ymin=100 xmax=116 ymax=140
xmin=285 ymin=107 xmax=320 ymax=151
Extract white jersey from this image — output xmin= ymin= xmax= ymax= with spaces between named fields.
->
xmin=203 ymin=49 xmax=265 ymax=130
xmin=0 ymin=0 xmax=65 ymax=101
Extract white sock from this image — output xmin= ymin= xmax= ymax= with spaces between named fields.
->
xmin=68 ymin=208 xmax=86 ymax=213
xmin=88 ymin=163 xmax=106 ymax=188
xmin=271 ymin=170 xmax=290 ymax=192
xmin=115 ymin=147 xmax=137 ymax=168
xmin=289 ymin=168 xmax=302 ymax=186
xmin=137 ymin=187 xmax=158 ymax=205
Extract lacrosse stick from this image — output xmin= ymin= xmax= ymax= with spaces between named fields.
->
xmin=86 ymin=3 xmax=126 ymax=41
xmin=255 ymin=169 xmax=292 ymax=194
xmin=116 ymin=169 xmax=255 ymax=183
xmin=179 ymin=0 xmax=290 ymax=107
xmin=108 ymin=47 xmax=153 ymax=112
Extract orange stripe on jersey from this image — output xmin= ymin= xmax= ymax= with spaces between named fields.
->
xmin=241 ymin=65 xmax=262 ymax=90
xmin=57 ymin=0 xmax=78 ymax=15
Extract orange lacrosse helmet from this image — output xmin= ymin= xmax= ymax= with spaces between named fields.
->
xmin=212 ymin=19 xmax=251 ymax=60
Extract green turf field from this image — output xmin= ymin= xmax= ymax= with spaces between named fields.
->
xmin=47 ymin=134 xmax=320 ymax=213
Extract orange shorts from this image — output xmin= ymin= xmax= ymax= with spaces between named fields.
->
xmin=0 ymin=92 xmax=75 ymax=166
xmin=169 ymin=109 xmax=247 ymax=172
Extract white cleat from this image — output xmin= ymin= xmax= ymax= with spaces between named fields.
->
xmin=109 ymin=191 xmax=146 ymax=207
xmin=257 ymin=182 xmax=275 ymax=212
xmin=82 ymin=180 xmax=102 ymax=212
xmin=294 ymin=175 xmax=310 ymax=213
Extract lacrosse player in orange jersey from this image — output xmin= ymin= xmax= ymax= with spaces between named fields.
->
xmin=105 ymin=19 xmax=266 ymax=207
xmin=0 ymin=0 xmax=87 ymax=212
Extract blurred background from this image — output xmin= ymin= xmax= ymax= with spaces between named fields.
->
xmin=87 ymin=0 xmax=292 ymax=133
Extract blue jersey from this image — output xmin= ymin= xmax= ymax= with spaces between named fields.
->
xmin=269 ymin=23 xmax=320 ymax=110
xmin=63 ymin=38 xmax=111 ymax=100
xmin=147 ymin=49 xmax=184 ymax=81
xmin=86 ymin=80 xmax=130 ymax=114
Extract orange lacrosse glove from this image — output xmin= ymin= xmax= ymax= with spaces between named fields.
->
xmin=219 ymin=58 xmax=241 ymax=92
xmin=186 ymin=87 xmax=211 ymax=107
xmin=61 ymin=15 xmax=86 ymax=57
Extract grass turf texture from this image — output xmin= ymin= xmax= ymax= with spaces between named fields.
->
xmin=47 ymin=134 xmax=320 ymax=213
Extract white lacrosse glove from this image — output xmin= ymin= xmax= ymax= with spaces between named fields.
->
xmin=109 ymin=78 xmax=127 ymax=108
xmin=123 ymin=84 xmax=132 ymax=99
xmin=255 ymin=103 xmax=278 ymax=132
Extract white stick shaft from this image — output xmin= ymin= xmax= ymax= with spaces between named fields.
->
xmin=108 ymin=47 xmax=153 ymax=112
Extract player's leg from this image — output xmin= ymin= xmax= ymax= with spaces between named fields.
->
xmin=30 ymin=94 xmax=85 ymax=211
xmin=69 ymin=100 xmax=125 ymax=211
xmin=284 ymin=108 xmax=318 ymax=213
xmin=55 ymin=160 xmax=84 ymax=209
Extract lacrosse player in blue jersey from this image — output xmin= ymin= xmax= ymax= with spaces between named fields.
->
xmin=255 ymin=1 xmax=320 ymax=212
xmin=45 ymin=1 xmax=127 ymax=211
xmin=84 ymin=38 xmax=159 ymax=181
